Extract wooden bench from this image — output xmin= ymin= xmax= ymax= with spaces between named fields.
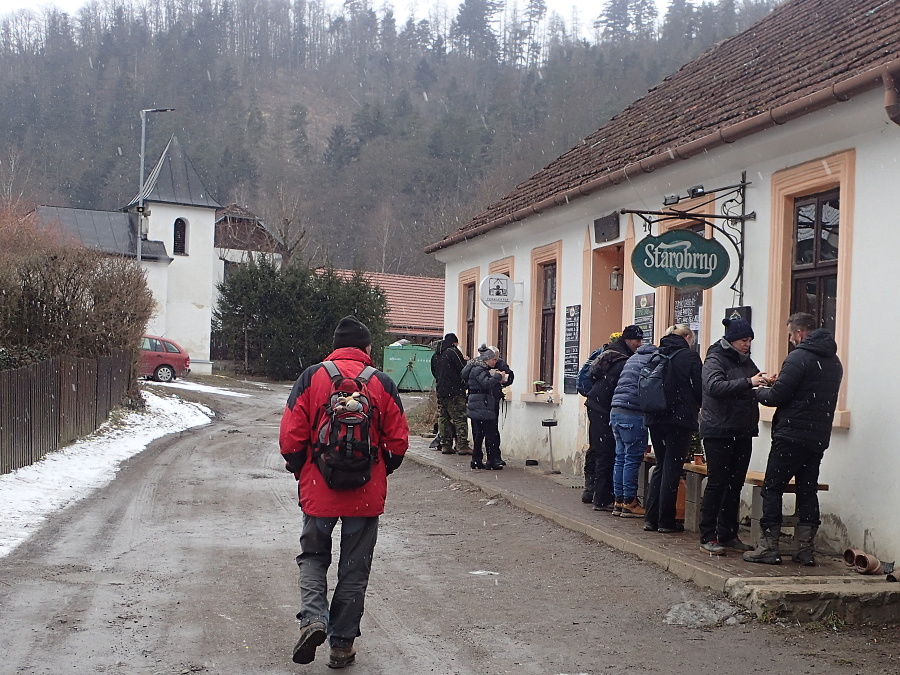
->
xmin=640 ymin=455 xmax=829 ymax=553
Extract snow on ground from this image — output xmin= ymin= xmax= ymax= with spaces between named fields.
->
xmin=148 ymin=379 xmax=253 ymax=397
xmin=0 ymin=389 xmax=218 ymax=558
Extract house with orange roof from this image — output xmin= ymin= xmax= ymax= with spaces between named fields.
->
xmin=333 ymin=270 xmax=444 ymax=344
xmin=427 ymin=0 xmax=900 ymax=559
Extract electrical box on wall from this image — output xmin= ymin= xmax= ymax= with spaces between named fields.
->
xmin=593 ymin=212 xmax=620 ymax=244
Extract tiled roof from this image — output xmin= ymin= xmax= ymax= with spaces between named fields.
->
xmin=126 ymin=135 xmax=221 ymax=210
xmin=35 ymin=206 xmax=171 ymax=262
xmin=333 ymin=270 xmax=445 ymax=337
xmin=428 ymin=0 xmax=900 ymax=251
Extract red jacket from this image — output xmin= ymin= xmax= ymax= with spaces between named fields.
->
xmin=279 ymin=347 xmax=409 ymax=517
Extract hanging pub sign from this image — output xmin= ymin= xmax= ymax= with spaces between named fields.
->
xmin=479 ymin=273 xmax=514 ymax=310
xmin=631 ymin=230 xmax=730 ymax=289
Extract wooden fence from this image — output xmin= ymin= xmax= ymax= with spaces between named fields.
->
xmin=0 ymin=352 xmax=132 ymax=475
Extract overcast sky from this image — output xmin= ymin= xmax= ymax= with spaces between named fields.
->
xmin=0 ymin=0 xmax=672 ymax=37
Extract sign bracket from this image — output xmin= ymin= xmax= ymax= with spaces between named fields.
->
xmin=621 ymin=172 xmax=753 ymax=304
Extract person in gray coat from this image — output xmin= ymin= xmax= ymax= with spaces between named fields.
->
xmin=698 ymin=318 xmax=768 ymax=555
xmin=461 ymin=346 xmax=507 ymax=470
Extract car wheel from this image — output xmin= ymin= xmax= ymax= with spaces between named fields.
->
xmin=154 ymin=365 xmax=176 ymax=383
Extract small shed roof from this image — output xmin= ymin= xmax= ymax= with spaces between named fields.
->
xmin=35 ymin=206 xmax=171 ymax=262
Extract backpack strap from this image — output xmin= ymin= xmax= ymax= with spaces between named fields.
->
xmin=321 ymin=360 xmax=343 ymax=384
xmin=321 ymin=360 xmax=378 ymax=386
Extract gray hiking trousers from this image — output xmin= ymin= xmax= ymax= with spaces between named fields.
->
xmin=296 ymin=514 xmax=379 ymax=646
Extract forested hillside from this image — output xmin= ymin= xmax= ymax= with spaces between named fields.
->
xmin=0 ymin=0 xmax=779 ymax=275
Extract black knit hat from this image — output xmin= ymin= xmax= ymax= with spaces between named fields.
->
xmin=333 ymin=316 xmax=372 ymax=349
xmin=444 ymin=332 xmax=459 ymax=344
xmin=621 ymin=324 xmax=644 ymax=340
xmin=723 ymin=317 xmax=754 ymax=342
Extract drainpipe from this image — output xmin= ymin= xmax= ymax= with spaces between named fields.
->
xmin=424 ymin=57 xmax=900 ymax=255
xmin=885 ymin=72 xmax=900 ymax=126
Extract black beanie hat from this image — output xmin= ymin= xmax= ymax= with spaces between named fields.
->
xmin=444 ymin=332 xmax=459 ymax=344
xmin=621 ymin=324 xmax=644 ymax=340
xmin=333 ymin=316 xmax=372 ymax=350
xmin=723 ymin=317 xmax=754 ymax=342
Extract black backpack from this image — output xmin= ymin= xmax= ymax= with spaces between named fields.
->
xmin=312 ymin=361 xmax=379 ymax=491
xmin=638 ymin=349 xmax=685 ymax=413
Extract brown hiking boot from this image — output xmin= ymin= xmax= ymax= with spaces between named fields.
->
xmin=327 ymin=645 xmax=357 ymax=669
xmin=619 ymin=498 xmax=645 ymax=518
xmin=292 ymin=620 xmax=327 ymax=664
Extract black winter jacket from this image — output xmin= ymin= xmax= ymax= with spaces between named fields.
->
xmin=700 ymin=338 xmax=760 ymax=439
xmin=431 ymin=341 xmax=467 ymax=397
xmin=644 ymin=333 xmax=703 ymax=430
xmin=757 ymin=329 xmax=843 ymax=448
xmin=461 ymin=359 xmax=504 ymax=421
xmin=585 ymin=338 xmax=633 ymax=413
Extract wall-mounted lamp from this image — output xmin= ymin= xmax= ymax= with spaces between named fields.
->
xmin=609 ymin=265 xmax=624 ymax=292
xmin=663 ymin=194 xmax=680 ymax=206
xmin=688 ymin=185 xmax=706 ymax=198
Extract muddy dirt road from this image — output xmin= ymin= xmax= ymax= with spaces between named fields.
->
xmin=0 ymin=377 xmax=896 ymax=674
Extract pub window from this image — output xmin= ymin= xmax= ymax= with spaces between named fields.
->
xmin=791 ymin=189 xmax=839 ymax=334
xmin=539 ymin=262 xmax=557 ymax=383
xmin=173 ymin=218 xmax=188 ymax=255
xmin=464 ymin=283 xmax=476 ymax=358
xmin=496 ymin=306 xmax=509 ymax=362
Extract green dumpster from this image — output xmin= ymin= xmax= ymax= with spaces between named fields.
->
xmin=382 ymin=344 xmax=435 ymax=392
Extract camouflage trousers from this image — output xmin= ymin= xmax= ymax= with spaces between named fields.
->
xmin=437 ymin=394 xmax=470 ymax=452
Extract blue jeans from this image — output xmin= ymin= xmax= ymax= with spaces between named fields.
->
xmin=610 ymin=410 xmax=648 ymax=501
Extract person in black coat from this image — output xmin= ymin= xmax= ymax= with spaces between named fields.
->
xmin=698 ymin=318 xmax=768 ymax=555
xmin=430 ymin=333 xmax=472 ymax=455
xmin=584 ymin=326 xmax=643 ymax=511
xmin=744 ymin=313 xmax=843 ymax=566
xmin=644 ymin=325 xmax=703 ymax=534
xmin=460 ymin=346 xmax=507 ymax=470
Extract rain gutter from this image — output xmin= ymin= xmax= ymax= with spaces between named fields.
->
xmin=425 ymin=56 xmax=900 ymax=255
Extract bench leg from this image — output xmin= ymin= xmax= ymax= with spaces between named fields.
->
xmin=683 ymin=472 xmax=704 ymax=533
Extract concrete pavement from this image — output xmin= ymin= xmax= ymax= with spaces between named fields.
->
xmin=404 ymin=435 xmax=900 ymax=624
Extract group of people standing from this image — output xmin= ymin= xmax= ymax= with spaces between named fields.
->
xmin=431 ymin=333 xmax=514 ymax=470
xmin=581 ymin=312 xmax=842 ymax=565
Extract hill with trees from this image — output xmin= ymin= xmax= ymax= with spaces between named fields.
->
xmin=0 ymin=0 xmax=780 ymax=276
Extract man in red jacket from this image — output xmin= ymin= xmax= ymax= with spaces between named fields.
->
xmin=280 ymin=316 xmax=409 ymax=669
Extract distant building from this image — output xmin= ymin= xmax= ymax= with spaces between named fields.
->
xmin=333 ymin=270 xmax=444 ymax=344
xmin=36 ymin=135 xmax=280 ymax=375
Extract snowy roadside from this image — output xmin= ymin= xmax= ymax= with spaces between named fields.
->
xmin=0 ymin=389 xmax=218 ymax=558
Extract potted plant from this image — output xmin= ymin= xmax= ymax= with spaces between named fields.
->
xmin=532 ymin=380 xmax=551 ymax=393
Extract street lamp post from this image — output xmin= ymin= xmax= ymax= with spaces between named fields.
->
xmin=137 ymin=107 xmax=175 ymax=264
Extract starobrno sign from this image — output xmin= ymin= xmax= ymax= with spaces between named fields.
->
xmin=631 ymin=230 xmax=730 ymax=289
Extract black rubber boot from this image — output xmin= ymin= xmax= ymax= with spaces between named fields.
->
xmin=581 ymin=475 xmax=596 ymax=503
xmin=742 ymin=526 xmax=783 ymax=565
xmin=792 ymin=524 xmax=818 ymax=566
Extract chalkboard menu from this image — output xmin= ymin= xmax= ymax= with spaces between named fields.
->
xmin=634 ymin=293 xmax=655 ymax=345
xmin=563 ymin=305 xmax=581 ymax=394
xmin=674 ymin=287 xmax=703 ymax=351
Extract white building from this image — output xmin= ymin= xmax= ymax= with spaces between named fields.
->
xmin=426 ymin=0 xmax=900 ymax=560
xmin=38 ymin=135 xmax=279 ymax=375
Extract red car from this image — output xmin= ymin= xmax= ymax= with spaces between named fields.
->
xmin=139 ymin=335 xmax=191 ymax=382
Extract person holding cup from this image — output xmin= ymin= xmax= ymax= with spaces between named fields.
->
xmin=697 ymin=317 xmax=767 ymax=555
